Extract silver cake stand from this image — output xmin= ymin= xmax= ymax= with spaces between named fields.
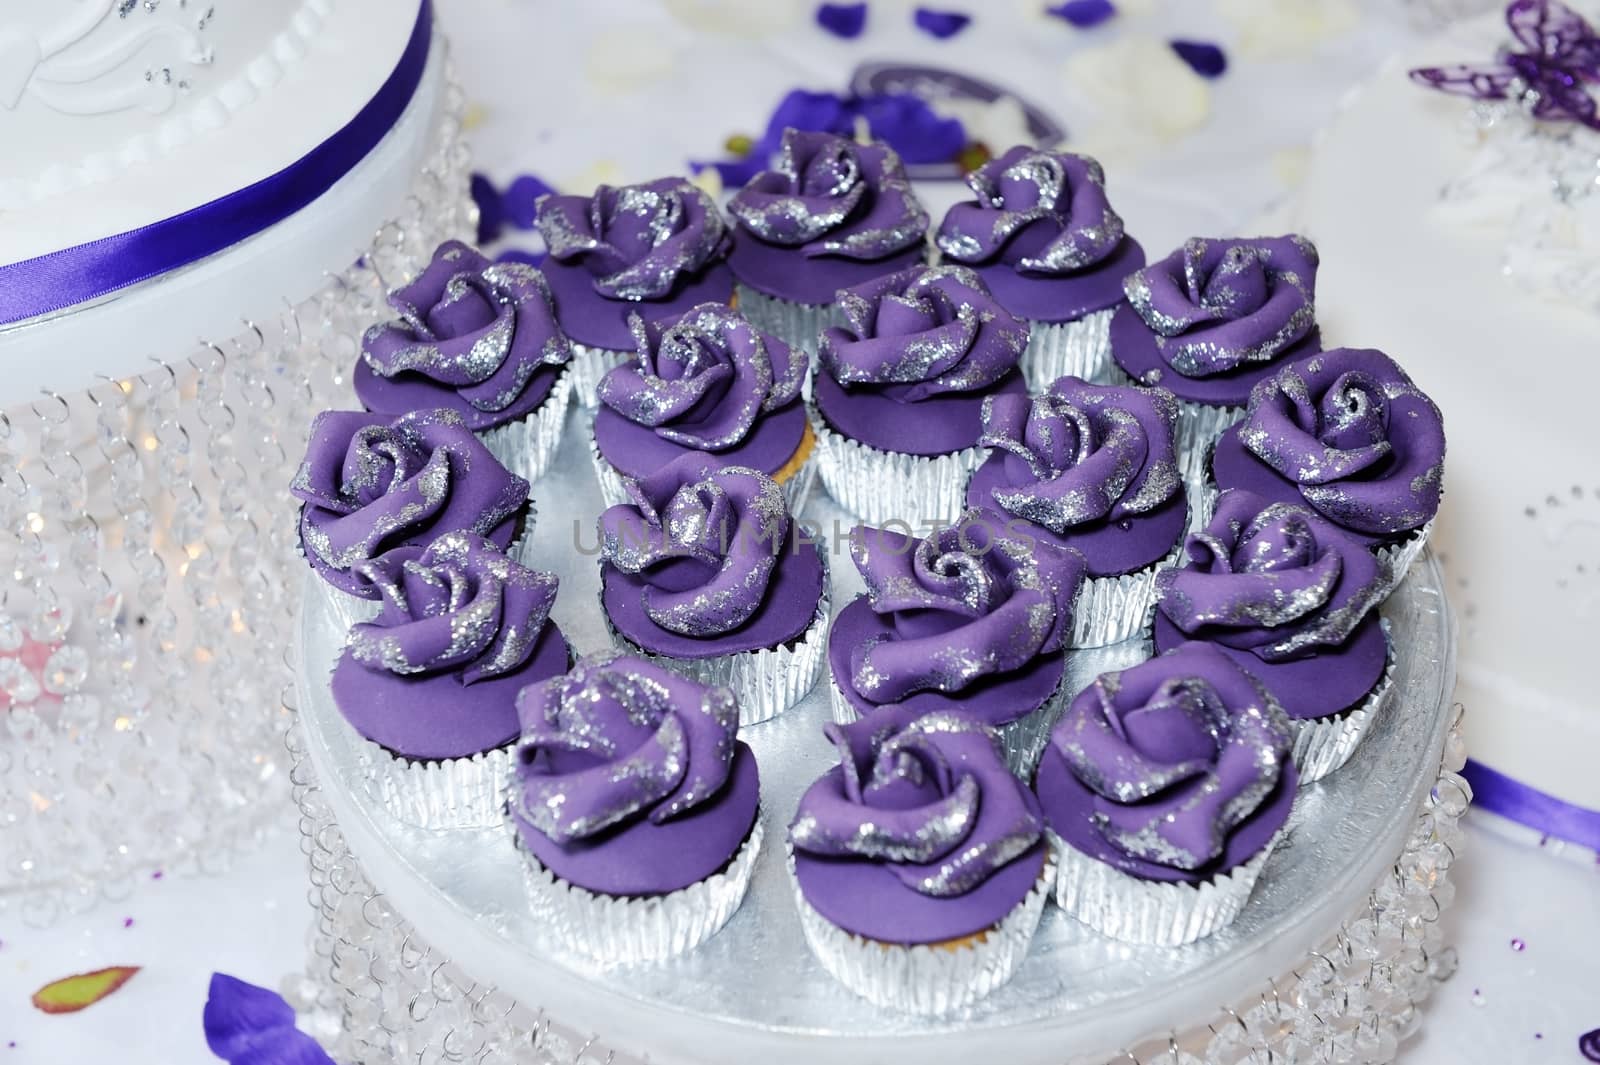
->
xmin=288 ymin=425 xmax=1466 ymax=1065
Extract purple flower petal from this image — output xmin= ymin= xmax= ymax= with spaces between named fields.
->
xmin=1045 ymin=0 xmax=1115 ymax=28
xmin=470 ymin=172 xmax=555 ymax=245
xmin=859 ymin=94 xmax=966 ymax=163
xmin=914 ymin=8 xmax=972 ymax=39
xmin=816 ymin=2 xmax=868 ymax=38
xmin=469 ymin=172 xmax=504 ymax=245
xmin=203 ymin=974 xmax=335 ymax=1065
xmin=503 ymin=174 xmax=555 ymax=229
xmin=1580 ymin=1028 xmax=1600 ymax=1063
xmin=1171 ymin=39 xmax=1228 ymax=78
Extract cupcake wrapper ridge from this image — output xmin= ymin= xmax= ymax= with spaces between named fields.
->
xmin=1288 ymin=624 xmax=1397 ymax=784
xmin=354 ymin=736 xmax=515 ymax=831
xmin=808 ymin=404 xmax=987 ymax=529
xmin=1022 ymin=308 xmax=1115 ymax=390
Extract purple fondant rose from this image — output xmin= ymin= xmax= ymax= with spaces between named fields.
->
xmin=820 ymin=265 xmax=1028 ymax=399
xmin=597 ymin=304 xmax=806 ymax=450
xmin=1230 ymin=348 xmax=1445 ymax=537
xmin=292 ymin=408 xmax=529 ymax=595
xmin=978 ymin=378 xmax=1182 ymax=534
xmin=937 ymin=148 xmax=1125 ymax=274
xmin=728 ymin=129 xmax=928 ymax=260
xmin=846 ymin=515 xmax=1085 ymax=703
xmin=347 ymin=532 xmax=556 ymax=684
xmin=790 ymin=709 xmax=1043 ymax=897
xmin=1050 ymin=641 xmax=1293 ymax=872
xmin=356 ymin=242 xmax=571 ymax=428
xmin=1156 ymin=489 xmax=1387 ymax=662
xmin=599 ymin=456 xmax=790 ymax=638
xmin=510 ymin=652 xmax=740 ymax=845
xmin=1124 ymin=236 xmax=1319 ymax=378
xmin=536 ymin=177 xmax=730 ymax=301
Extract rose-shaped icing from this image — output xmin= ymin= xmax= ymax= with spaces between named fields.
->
xmin=1123 ymin=235 xmax=1319 ymax=378
xmin=1227 ymin=347 xmax=1445 ymax=537
xmin=597 ymin=304 xmax=806 ymax=451
xmin=1155 ymin=489 xmax=1387 ymax=662
xmin=977 ymin=378 xmax=1182 ymax=534
xmin=599 ymin=457 xmax=791 ymax=638
xmin=790 ymin=709 xmax=1043 ymax=898
xmin=347 ymin=532 xmax=557 ymax=685
xmin=937 ymin=148 xmax=1126 ymax=275
xmin=819 ymin=265 xmax=1028 ymax=400
xmin=511 ymin=652 xmax=741 ymax=846
xmin=844 ymin=515 xmax=1085 ymax=704
xmin=356 ymin=242 xmax=572 ymax=429
xmin=1047 ymin=641 xmax=1294 ymax=873
xmin=536 ymin=177 xmax=730 ymax=302
xmin=728 ymin=128 xmax=928 ymax=261
xmin=293 ymin=408 xmax=530 ymax=595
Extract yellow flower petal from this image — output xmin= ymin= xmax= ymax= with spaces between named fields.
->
xmin=31 ymin=966 xmax=141 ymax=1015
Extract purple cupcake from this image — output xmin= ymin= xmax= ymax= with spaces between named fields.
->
xmin=1110 ymin=235 xmax=1323 ymax=484
xmin=810 ymin=264 xmax=1029 ymax=526
xmin=727 ymin=128 xmax=929 ymax=351
xmin=788 ymin=708 xmax=1052 ymax=1013
xmin=589 ymin=303 xmax=814 ymax=511
xmin=937 ymin=147 xmax=1146 ymax=388
xmin=965 ymin=376 xmax=1187 ymax=647
xmin=508 ymin=652 xmax=761 ymax=964
xmin=597 ymin=454 xmax=828 ymax=725
xmin=828 ymin=514 xmax=1086 ymax=777
xmin=330 ymin=532 xmax=569 ymax=829
xmin=354 ymin=241 xmax=573 ymax=483
xmin=536 ymin=177 xmax=735 ymax=405
xmin=1209 ymin=347 xmax=1446 ymax=582
xmin=1153 ymin=489 xmax=1394 ymax=782
xmin=1035 ymin=640 xmax=1297 ymax=945
xmin=292 ymin=408 xmax=532 ymax=627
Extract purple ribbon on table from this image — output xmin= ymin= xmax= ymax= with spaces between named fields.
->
xmin=0 ymin=0 xmax=435 ymax=328
xmin=1461 ymin=758 xmax=1600 ymax=852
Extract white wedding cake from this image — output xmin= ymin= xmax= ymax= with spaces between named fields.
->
xmin=1298 ymin=3 xmax=1600 ymax=814
xmin=0 ymin=0 xmax=475 ymax=920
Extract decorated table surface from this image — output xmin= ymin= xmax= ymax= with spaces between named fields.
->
xmin=2 ymin=0 xmax=1598 ymax=1063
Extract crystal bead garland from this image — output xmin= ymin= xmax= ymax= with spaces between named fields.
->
xmin=0 ymin=64 xmax=475 ymax=927
xmin=283 ymin=702 xmax=1472 ymax=1065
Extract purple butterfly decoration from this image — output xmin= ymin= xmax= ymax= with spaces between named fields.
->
xmin=1409 ymin=0 xmax=1600 ymax=130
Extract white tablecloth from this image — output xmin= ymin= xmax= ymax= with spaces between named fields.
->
xmin=4 ymin=2 xmax=1596 ymax=1062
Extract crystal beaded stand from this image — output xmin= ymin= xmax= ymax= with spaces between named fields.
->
xmin=285 ymin=545 xmax=1465 ymax=1065
xmin=0 ymin=59 xmax=475 ymax=927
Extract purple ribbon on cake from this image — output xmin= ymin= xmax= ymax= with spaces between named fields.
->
xmin=293 ymin=408 xmax=528 ymax=586
xmin=347 ymin=531 xmax=556 ymax=684
xmin=820 ymin=265 xmax=1028 ymax=399
xmin=1051 ymin=641 xmax=1293 ymax=871
xmin=847 ymin=516 xmax=1084 ymax=703
xmin=979 ymin=378 xmax=1182 ymax=534
xmin=727 ymin=129 xmax=929 ymax=259
xmin=937 ymin=147 xmax=1126 ymax=274
xmin=599 ymin=456 xmax=790 ymax=638
xmin=536 ymin=177 xmax=731 ymax=301
xmin=597 ymin=304 xmax=806 ymax=450
xmin=1156 ymin=489 xmax=1387 ymax=661
xmin=790 ymin=709 xmax=1043 ymax=897
xmin=358 ymin=243 xmax=571 ymax=427
xmin=510 ymin=652 xmax=741 ymax=844
xmin=1123 ymin=236 xmax=1319 ymax=378
xmin=0 ymin=0 xmax=435 ymax=327
xmin=1235 ymin=347 xmax=1445 ymax=537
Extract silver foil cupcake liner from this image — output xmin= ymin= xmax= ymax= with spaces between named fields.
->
xmin=606 ymin=589 xmax=830 ymax=728
xmin=808 ymin=405 xmax=987 ymax=529
xmin=314 ymin=582 xmax=383 ymax=634
xmin=566 ymin=343 xmax=630 ymax=409
xmin=1022 ymin=308 xmax=1115 ymax=390
xmin=586 ymin=418 xmax=818 ymax=516
xmin=827 ymin=665 xmax=1068 ymax=781
xmin=788 ymin=846 xmax=1054 ymax=1016
xmin=478 ymin=366 xmax=573 ymax=484
xmin=1173 ymin=398 xmax=1245 ymax=487
xmin=353 ymin=736 xmax=514 ymax=831
xmin=1049 ymin=827 xmax=1281 ymax=946
xmin=734 ymin=284 xmax=838 ymax=354
xmin=1070 ymin=547 xmax=1181 ymax=648
xmin=1290 ymin=627 xmax=1397 ymax=784
xmin=517 ymin=817 xmax=764 ymax=966
xmin=1376 ymin=520 xmax=1432 ymax=586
